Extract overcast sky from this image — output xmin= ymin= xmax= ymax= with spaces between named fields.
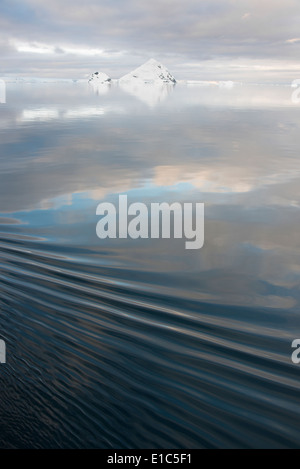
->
xmin=1 ymin=0 xmax=300 ymax=81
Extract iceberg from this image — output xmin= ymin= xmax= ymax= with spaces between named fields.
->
xmin=119 ymin=58 xmax=176 ymax=84
xmin=88 ymin=72 xmax=111 ymax=84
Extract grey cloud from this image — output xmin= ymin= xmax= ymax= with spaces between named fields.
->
xmin=1 ymin=0 xmax=300 ymax=79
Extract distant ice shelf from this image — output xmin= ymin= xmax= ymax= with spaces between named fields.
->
xmin=2 ymin=77 xmax=86 ymax=84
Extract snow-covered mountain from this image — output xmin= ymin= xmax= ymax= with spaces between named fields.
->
xmin=88 ymin=72 xmax=111 ymax=84
xmin=119 ymin=59 xmax=176 ymax=84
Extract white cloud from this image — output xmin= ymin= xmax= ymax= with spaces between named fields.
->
xmin=11 ymin=40 xmax=124 ymax=57
xmin=13 ymin=41 xmax=55 ymax=54
xmin=286 ymin=38 xmax=300 ymax=44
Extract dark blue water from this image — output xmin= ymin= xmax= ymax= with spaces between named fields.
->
xmin=0 ymin=82 xmax=300 ymax=448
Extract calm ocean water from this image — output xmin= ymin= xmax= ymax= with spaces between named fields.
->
xmin=0 ymin=82 xmax=299 ymax=448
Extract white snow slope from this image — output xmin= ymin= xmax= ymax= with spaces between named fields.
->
xmin=119 ymin=59 xmax=176 ymax=84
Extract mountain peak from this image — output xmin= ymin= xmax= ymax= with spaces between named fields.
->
xmin=145 ymin=58 xmax=161 ymax=65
